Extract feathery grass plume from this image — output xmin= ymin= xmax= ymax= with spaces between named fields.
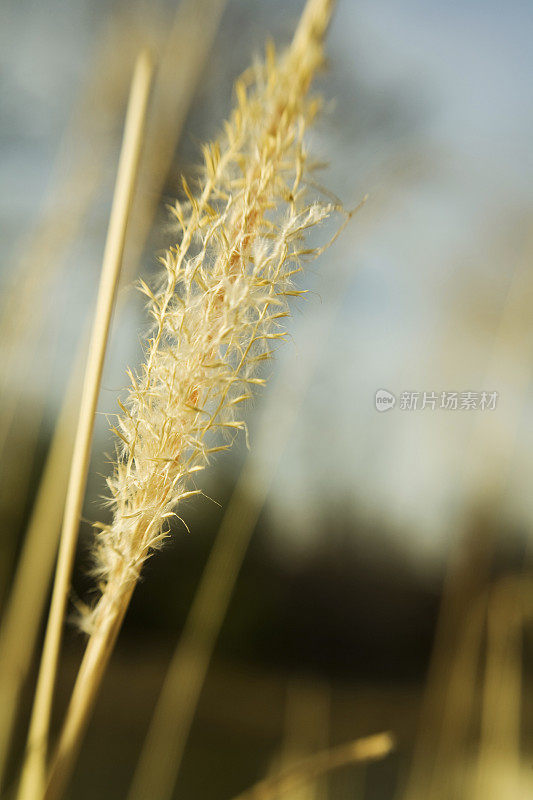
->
xmin=44 ymin=2 xmax=343 ymax=794
xmin=84 ymin=0 xmax=340 ymax=634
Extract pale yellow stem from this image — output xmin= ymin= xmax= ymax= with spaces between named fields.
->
xmin=231 ymin=733 xmax=395 ymax=800
xmin=16 ymin=51 xmax=153 ymax=800
xmin=43 ymin=584 xmax=134 ymax=800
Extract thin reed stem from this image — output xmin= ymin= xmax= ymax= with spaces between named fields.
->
xmin=231 ymin=733 xmax=395 ymax=800
xmin=17 ymin=51 xmax=153 ymax=800
xmin=44 ymin=583 xmax=134 ymax=800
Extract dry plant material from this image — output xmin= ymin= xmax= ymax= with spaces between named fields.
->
xmin=45 ymin=0 xmax=345 ymax=796
xmin=85 ymin=0 xmax=339 ymax=635
xmin=17 ymin=51 xmax=153 ymax=800
xmin=0 ymin=2 xmax=224 ymax=789
xmin=231 ymin=732 xmax=395 ymax=800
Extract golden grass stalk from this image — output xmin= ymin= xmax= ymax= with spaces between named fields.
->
xmin=230 ymin=733 xmax=395 ymax=800
xmin=0 ymin=2 xmax=224 ymax=786
xmin=0 ymin=10 xmax=143 ymax=606
xmin=16 ymin=51 xmax=153 ymax=800
xmin=43 ymin=1 xmax=340 ymax=796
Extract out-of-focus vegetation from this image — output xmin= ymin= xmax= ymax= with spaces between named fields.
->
xmin=0 ymin=1 xmax=532 ymax=798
